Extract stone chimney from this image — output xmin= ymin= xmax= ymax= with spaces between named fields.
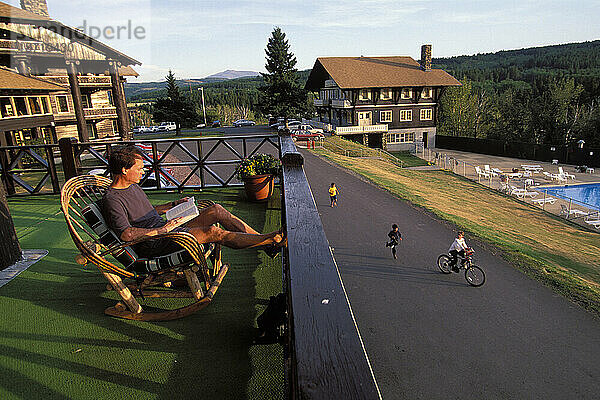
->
xmin=420 ymin=44 xmax=432 ymax=71
xmin=20 ymin=0 xmax=49 ymax=17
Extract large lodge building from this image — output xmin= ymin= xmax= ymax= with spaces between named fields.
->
xmin=305 ymin=45 xmax=461 ymax=151
xmin=0 ymin=0 xmax=139 ymax=147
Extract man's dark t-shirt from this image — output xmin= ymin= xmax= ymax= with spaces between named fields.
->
xmin=102 ymin=184 xmax=176 ymax=257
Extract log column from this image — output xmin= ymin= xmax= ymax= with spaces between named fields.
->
xmin=66 ymin=60 xmax=89 ymax=142
xmin=108 ymin=60 xmax=131 ymax=140
xmin=0 ymin=181 xmax=21 ymax=270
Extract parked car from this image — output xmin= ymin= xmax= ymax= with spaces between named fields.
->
xmin=132 ymin=126 xmax=147 ymax=134
xmin=295 ymin=124 xmax=323 ymax=134
xmin=156 ymin=122 xmax=176 ymax=132
xmin=277 ymin=120 xmax=301 ymax=131
xmin=290 ymin=129 xmax=325 ymax=141
xmin=211 ymin=120 xmax=221 ymax=128
xmin=196 ymin=123 xmax=206 ymax=129
xmin=233 ymin=119 xmax=256 ymax=127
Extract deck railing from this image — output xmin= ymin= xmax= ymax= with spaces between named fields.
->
xmin=1 ymin=133 xmax=382 ymax=398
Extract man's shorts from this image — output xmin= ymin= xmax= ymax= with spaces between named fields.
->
xmin=134 ymin=226 xmax=191 ymax=258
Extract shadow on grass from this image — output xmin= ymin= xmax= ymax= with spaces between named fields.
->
xmin=0 ymin=189 xmax=282 ymax=400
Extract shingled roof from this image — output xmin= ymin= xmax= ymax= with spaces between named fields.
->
xmin=0 ymin=67 xmax=64 ymax=91
xmin=0 ymin=1 xmax=139 ymax=65
xmin=305 ymin=56 xmax=461 ymax=91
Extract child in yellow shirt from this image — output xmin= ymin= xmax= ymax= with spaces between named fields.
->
xmin=328 ymin=183 xmax=338 ymax=207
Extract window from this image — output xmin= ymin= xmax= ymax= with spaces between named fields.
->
xmin=421 ymin=87 xmax=432 ymax=99
xmin=28 ymin=97 xmax=42 ymax=114
xmin=14 ymin=97 xmax=29 ymax=116
xmin=0 ymin=98 xmax=14 ymax=118
xmin=420 ymin=108 xmax=433 ymax=120
xmin=107 ymin=90 xmax=114 ymax=106
xmin=380 ymin=110 xmax=392 ymax=123
xmin=401 ymin=88 xmax=412 ymax=99
xmin=380 ymin=88 xmax=392 ymax=100
xmin=86 ymin=122 xmax=97 ymax=139
xmin=57 ymin=95 xmax=69 ymax=113
xmin=387 ymin=132 xmax=415 ymax=143
xmin=359 ymin=89 xmax=371 ymax=101
xmin=81 ymin=94 xmax=92 ymax=109
xmin=112 ymin=120 xmax=119 ymax=135
xmin=40 ymin=97 xmax=50 ymax=114
xmin=399 ymin=110 xmax=412 ymax=121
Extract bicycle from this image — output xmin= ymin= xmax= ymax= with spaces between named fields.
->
xmin=437 ymin=248 xmax=486 ymax=287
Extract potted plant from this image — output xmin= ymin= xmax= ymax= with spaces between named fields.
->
xmin=236 ymin=153 xmax=281 ymax=201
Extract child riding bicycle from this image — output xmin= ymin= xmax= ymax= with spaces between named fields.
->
xmin=448 ymin=231 xmax=469 ymax=272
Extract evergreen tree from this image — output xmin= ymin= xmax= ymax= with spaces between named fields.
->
xmin=258 ymin=27 xmax=309 ymax=123
xmin=153 ymin=70 xmax=198 ymax=135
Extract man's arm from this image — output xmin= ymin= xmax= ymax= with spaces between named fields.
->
xmin=120 ymin=218 xmax=182 ymax=242
xmin=154 ymin=197 xmax=190 ymax=215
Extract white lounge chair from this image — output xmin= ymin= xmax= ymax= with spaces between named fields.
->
xmin=543 ymin=171 xmax=567 ymax=183
xmin=557 ymin=167 xmax=575 ymax=180
xmin=584 ymin=217 xmax=600 ymax=229
xmin=532 ymin=197 xmax=556 ymax=205
xmin=510 ymin=186 xmax=538 ymax=199
xmin=484 ymin=165 xmax=498 ymax=177
xmin=560 ymin=204 xmax=588 ymax=218
xmin=475 ymin=166 xmax=490 ymax=179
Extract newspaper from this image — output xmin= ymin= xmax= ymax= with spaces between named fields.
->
xmin=165 ymin=197 xmax=198 ymax=225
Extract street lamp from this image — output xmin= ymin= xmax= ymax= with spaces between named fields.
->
xmin=198 ymin=87 xmax=207 ymax=127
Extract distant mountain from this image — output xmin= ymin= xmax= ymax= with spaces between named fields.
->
xmin=204 ymin=70 xmax=260 ymax=80
xmin=125 ymin=70 xmax=261 ymax=100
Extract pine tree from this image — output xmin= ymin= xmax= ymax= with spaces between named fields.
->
xmin=258 ymin=27 xmax=309 ymax=123
xmin=153 ymin=70 xmax=198 ymax=135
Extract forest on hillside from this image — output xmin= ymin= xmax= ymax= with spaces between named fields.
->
xmin=434 ymin=40 xmax=600 ymax=146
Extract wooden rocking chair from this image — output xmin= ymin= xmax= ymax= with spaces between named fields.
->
xmin=61 ymin=175 xmax=229 ymax=321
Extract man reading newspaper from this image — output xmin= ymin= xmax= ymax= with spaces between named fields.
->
xmin=102 ymin=145 xmax=285 ymax=259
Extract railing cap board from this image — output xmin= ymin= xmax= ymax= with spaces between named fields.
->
xmin=282 ymin=136 xmax=380 ymax=399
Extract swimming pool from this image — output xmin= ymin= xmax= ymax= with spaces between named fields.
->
xmin=537 ymin=183 xmax=600 ymax=209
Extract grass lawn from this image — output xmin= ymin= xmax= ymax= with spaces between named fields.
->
xmin=323 ymin=136 xmax=428 ymax=167
xmin=313 ymin=147 xmax=600 ymax=316
xmin=1 ymin=188 xmax=283 ymax=400
xmin=388 ymin=151 xmax=429 ymax=167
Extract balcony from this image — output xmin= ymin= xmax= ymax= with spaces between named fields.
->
xmin=0 ymin=39 xmax=63 ymax=55
xmin=41 ymin=75 xmax=113 ymax=87
xmin=84 ymin=107 xmax=117 ymax=119
xmin=331 ymin=99 xmax=352 ymax=108
xmin=335 ymin=124 xmax=388 ymax=134
xmin=313 ymin=98 xmax=328 ymax=107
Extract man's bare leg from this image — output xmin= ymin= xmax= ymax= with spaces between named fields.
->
xmin=188 ymin=225 xmax=283 ymax=249
xmin=188 ymin=204 xmax=259 ymax=234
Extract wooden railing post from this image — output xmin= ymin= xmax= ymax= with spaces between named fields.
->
xmin=59 ymin=137 xmax=80 ymax=181
xmin=0 ymin=148 xmax=15 ymax=195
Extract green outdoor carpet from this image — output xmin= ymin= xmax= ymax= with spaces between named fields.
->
xmin=0 ymin=188 xmax=283 ymax=400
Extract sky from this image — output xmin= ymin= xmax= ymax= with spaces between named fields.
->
xmin=7 ymin=0 xmax=600 ymax=82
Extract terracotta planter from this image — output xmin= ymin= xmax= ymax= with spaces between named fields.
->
xmin=242 ymin=174 xmax=275 ymax=201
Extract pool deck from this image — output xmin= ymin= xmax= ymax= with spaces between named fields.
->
xmin=430 ymin=148 xmax=600 ymax=185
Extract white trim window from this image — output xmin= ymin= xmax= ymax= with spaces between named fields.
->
xmin=380 ymin=88 xmax=392 ymax=100
xmin=56 ymin=95 xmax=69 ymax=113
xmin=387 ymin=132 xmax=415 ymax=143
xmin=380 ymin=110 xmax=392 ymax=123
xmin=420 ymin=87 xmax=432 ymax=99
xmin=399 ymin=109 xmax=412 ymax=122
xmin=401 ymin=88 xmax=413 ymax=99
xmin=420 ymin=108 xmax=433 ymax=121
xmin=359 ymin=89 xmax=371 ymax=101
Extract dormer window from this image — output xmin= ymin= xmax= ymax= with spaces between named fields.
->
xmin=421 ymin=87 xmax=433 ymax=99
xmin=380 ymin=88 xmax=392 ymax=100
xmin=359 ymin=89 xmax=371 ymax=101
xmin=401 ymin=88 xmax=412 ymax=100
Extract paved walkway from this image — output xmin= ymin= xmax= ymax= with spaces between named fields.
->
xmin=301 ymin=149 xmax=600 ymax=400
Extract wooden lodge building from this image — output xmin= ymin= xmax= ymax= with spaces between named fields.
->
xmin=305 ymin=45 xmax=460 ymax=151
xmin=0 ymin=0 xmax=139 ymax=147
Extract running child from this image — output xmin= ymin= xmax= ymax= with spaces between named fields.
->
xmin=385 ymin=224 xmax=402 ymax=259
xmin=329 ymin=183 xmax=338 ymax=207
